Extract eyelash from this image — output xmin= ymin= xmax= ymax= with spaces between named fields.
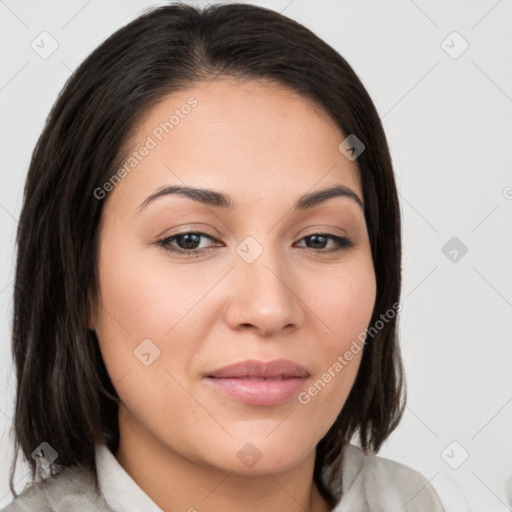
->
xmin=156 ymin=231 xmax=354 ymax=258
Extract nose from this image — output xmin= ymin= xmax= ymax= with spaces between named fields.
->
xmin=224 ymin=242 xmax=305 ymax=337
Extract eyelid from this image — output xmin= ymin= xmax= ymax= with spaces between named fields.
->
xmin=155 ymin=222 xmax=223 ymax=240
xmin=294 ymin=224 xmax=349 ymax=239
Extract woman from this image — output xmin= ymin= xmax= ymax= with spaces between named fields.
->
xmin=3 ymin=2 xmax=446 ymax=511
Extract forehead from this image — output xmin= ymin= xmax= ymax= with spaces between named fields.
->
xmin=108 ymin=77 xmax=363 ymax=213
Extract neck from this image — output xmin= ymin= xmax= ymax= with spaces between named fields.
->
xmin=114 ymin=413 xmax=332 ymax=512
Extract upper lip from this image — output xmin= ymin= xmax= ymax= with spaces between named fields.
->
xmin=205 ymin=359 xmax=311 ymax=379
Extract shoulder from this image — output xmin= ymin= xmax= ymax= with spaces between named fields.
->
xmin=1 ymin=465 xmax=114 ymax=512
xmin=325 ymin=444 xmax=446 ymax=511
xmin=343 ymin=444 xmax=440 ymax=491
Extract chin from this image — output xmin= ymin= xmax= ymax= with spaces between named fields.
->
xmin=197 ymin=434 xmax=316 ymax=476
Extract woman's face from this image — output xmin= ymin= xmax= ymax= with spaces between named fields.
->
xmin=92 ymin=78 xmax=376 ymax=475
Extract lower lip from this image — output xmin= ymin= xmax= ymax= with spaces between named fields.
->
xmin=204 ymin=377 xmax=308 ymax=406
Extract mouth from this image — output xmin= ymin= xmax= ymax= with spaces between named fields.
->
xmin=203 ymin=359 xmax=311 ymax=406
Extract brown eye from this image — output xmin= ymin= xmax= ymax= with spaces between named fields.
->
xmin=157 ymin=231 xmax=220 ymax=257
xmin=295 ymin=233 xmax=354 ymax=253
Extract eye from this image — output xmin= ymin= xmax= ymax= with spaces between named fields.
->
xmin=156 ymin=230 xmax=354 ymax=258
xmin=294 ymin=232 xmax=354 ymax=253
xmin=156 ymin=231 xmax=220 ymax=258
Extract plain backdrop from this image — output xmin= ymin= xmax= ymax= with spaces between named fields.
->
xmin=1 ymin=1 xmax=511 ymax=510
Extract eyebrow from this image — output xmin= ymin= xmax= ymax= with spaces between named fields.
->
xmin=136 ymin=183 xmax=364 ymax=214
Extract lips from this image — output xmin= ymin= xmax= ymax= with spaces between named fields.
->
xmin=203 ymin=359 xmax=311 ymax=406
xmin=205 ymin=359 xmax=311 ymax=379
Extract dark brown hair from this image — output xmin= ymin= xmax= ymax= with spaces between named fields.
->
xmin=9 ymin=2 xmax=405 ymax=505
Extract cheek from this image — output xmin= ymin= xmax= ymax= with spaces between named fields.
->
xmin=308 ymin=255 xmax=377 ymax=349
xmin=94 ymin=237 xmax=224 ymax=399
xmin=292 ymin=254 xmax=376 ymax=421
xmin=93 ymin=246 xmax=195 ymax=435
xmin=96 ymin=237 xmax=216 ymax=340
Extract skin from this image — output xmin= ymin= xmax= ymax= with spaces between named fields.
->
xmin=91 ymin=77 xmax=377 ymax=512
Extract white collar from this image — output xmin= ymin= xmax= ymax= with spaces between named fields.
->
xmin=95 ymin=441 xmax=163 ymax=512
xmin=94 ymin=441 xmax=443 ymax=511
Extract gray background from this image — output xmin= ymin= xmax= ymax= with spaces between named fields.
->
xmin=1 ymin=1 xmax=511 ymax=510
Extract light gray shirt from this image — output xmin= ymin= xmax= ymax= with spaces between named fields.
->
xmin=1 ymin=441 xmax=446 ymax=511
